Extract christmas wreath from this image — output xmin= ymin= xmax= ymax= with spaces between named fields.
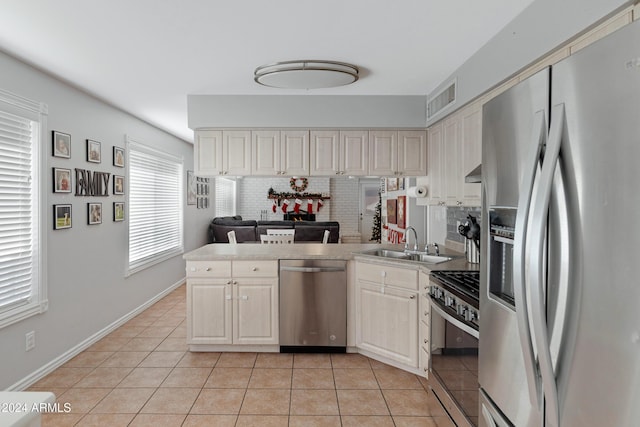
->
xmin=289 ymin=177 xmax=308 ymax=192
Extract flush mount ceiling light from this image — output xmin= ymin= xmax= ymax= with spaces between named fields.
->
xmin=254 ymin=60 xmax=359 ymax=89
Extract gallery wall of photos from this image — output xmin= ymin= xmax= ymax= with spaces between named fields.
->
xmin=186 ymin=170 xmax=210 ymax=209
xmin=51 ymin=130 xmax=126 ymax=230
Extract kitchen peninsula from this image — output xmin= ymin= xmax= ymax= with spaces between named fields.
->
xmin=184 ymin=242 xmax=475 ymax=376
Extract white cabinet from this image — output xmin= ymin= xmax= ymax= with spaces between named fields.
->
xmin=355 ymin=261 xmax=419 ymax=369
xmin=370 ymin=130 xmax=427 ymax=176
xmin=418 ymin=270 xmax=431 ymax=378
xmin=194 ymin=130 xmax=251 ymax=176
xmin=252 ymin=130 xmax=309 ymax=176
xmin=187 ymin=260 xmax=278 ymax=348
xmin=310 ymin=130 xmax=369 ymax=176
xmin=426 ymin=103 xmax=481 ymax=207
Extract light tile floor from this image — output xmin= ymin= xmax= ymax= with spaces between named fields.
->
xmin=29 ymin=284 xmax=454 ymax=426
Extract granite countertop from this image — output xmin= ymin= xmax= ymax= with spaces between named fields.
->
xmin=184 ymin=243 xmax=480 ymax=272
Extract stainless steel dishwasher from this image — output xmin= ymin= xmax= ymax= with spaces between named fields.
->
xmin=279 ymin=259 xmax=347 ymax=352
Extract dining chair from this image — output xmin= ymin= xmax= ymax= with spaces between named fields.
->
xmin=322 ymin=229 xmax=330 ymax=244
xmin=260 ymin=234 xmax=294 ymax=244
xmin=227 ymin=230 xmax=237 ymax=244
xmin=266 ymin=229 xmax=295 ymax=236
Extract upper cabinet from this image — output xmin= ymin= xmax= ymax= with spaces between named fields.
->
xmin=426 ymin=102 xmax=481 ymax=207
xmin=370 ymin=130 xmax=426 ymax=176
xmin=194 ymin=130 xmax=251 ymax=176
xmin=309 ymin=130 xmax=369 ymax=176
xmin=252 ymin=130 xmax=309 ymax=176
xmin=196 ymin=128 xmax=425 ymax=177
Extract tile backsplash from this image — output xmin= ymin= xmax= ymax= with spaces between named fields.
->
xmin=447 ymin=206 xmax=481 ymax=243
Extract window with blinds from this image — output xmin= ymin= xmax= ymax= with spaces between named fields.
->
xmin=0 ymin=89 xmax=46 ymax=329
xmin=214 ymin=178 xmax=236 ymax=217
xmin=127 ymin=138 xmax=183 ymax=274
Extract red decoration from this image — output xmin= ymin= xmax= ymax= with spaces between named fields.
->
xmin=307 ymin=199 xmax=313 ymax=214
xmin=281 ymin=199 xmax=289 ymax=213
xmin=293 ymin=198 xmax=302 ymax=214
xmin=317 ymin=199 xmax=324 ymax=211
xmin=271 ymin=199 xmax=277 ymax=213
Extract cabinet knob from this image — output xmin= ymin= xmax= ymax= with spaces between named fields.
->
xmin=335 ymin=171 xmax=340 ymax=175
xmin=252 ymin=267 xmax=258 ymax=271
xmin=424 ymin=311 xmax=428 ymax=316
xmin=424 ymin=367 xmax=428 ymax=372
xmin=232 ymin=280 xmax=238 ymax=285
xmin=424 ymin=338 xmax=428 ymax=344
xmin=226 ymin=280 xmax=232 ymax=285
xmin=205 ymin=267 xmax=211 ymax=271
xmin=410 ymin=295 xmax=416 ymax=299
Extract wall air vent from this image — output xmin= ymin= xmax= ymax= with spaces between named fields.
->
xmin=427 ymin=79 xmax=457 ymax=120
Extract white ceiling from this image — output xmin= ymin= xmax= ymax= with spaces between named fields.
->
xmin=0 ymin=0 xmax=534 ymax=142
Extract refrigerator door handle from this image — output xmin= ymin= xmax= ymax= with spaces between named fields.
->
xmin=528 ymin=103 xmax=565 ymax=427
xmin=513 ymin=109 xmax=546 ymax=407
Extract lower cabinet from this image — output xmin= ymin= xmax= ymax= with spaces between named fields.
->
xmin=419 ymin=270 xmax=431 ymax=378
xmin=355 ymin=261 xmax=419 ymax=369
xmin=187 ymin=260 xmax=279 ymax=348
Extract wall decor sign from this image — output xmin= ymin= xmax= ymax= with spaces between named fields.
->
xmin=53 ymin=204 xmax=72 ymax=230
xmin=113 ymin=202 xmax=124 ymax=222
xmin=88 ymin=202 xmax=102 ymax=225
xmin=86 ymin=139 xmax=101 ymax=163
xmin=74 ymin=168 xmax=110 ymax=196
xmin=113 ymin=146 xmax=125 ymax=168
xmin=196 ymin=176 xmax=210 ymax=209
xmin=386 ymin=199 xmax=397 ymax=224
xmin=387 ymin=178 xmax=398 ymax=192
xmin=113 ymin=175 xmax=124 ymax=195
xmin=397 ymin=195 xmax=406 ymax=229
xmin=53 ymin=168 xmax=72 ymax=193
xmin=187 ymin=170 xmax=196 ymax=205
xmin=52 ymin=131 xmax=71 ymax=158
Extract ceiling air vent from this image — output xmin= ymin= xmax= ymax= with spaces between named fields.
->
xmin=427 ymin=79 xmax=457 ymax=120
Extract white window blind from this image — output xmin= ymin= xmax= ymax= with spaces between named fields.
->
xmin=214 ymin=178 xmax=236 ymax=217
xmin=0 ymin=88 xmax=45 ymax=329
xmin=128 ymin=140 xmax=183 ymax=274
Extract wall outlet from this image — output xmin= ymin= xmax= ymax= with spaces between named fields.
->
xmin=25 ymin=331 xmax=35 ymax=351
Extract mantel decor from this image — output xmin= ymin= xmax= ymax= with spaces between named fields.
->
xmin=289 ymin=177 xmax=308 ymax=192
xmin=267 ymin=187 xmax=330 ymax=205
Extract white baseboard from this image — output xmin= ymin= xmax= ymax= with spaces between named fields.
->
xmin=8 ymin=278 xmax=185 ymax=391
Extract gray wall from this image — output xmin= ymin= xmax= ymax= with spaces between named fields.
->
xmin=427 ymin=0 xmax=632 ymax=124
xmin=188 ymin=95 xmax=427 ymax=129
xmin=0 ymin=50 xmax=211 ymax=389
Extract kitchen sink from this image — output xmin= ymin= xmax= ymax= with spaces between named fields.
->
xmin=359 ymin=249 xmax=454 ymax=264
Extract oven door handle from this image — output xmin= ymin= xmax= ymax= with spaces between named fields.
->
xmin=430 ymin=301 xmax=479 ymax=339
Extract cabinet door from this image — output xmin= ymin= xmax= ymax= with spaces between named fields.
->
xmin=369 ymin=131 xmax=397 ymax=176
xmin=194 ymin=130 xmax=223 ymax=175
xmin=281 ymin=130 xmax=310 ymax=176
xmin=357 ymin=281 xmax=418 ymax=367
xmin=187 ymin=279 xmax=232 ymax=345
xmin=233 ymin=279 xmax=279 ymax=345
xmin=340 ymin=130 xmax=369 ymax=176
xmin=310 ymin=130 xmax=340 ymax=175
xmin=427 ymin=123 xmax=444 ymax=205
xmin=443 ymin=114 xmax=461 ymax=206
xmin=460 ymin=104 xmax=482 ymax=206
xmin=252 ymin=130 xmax=281 ymax=175
xmin=398 ymin=130 xmax=427 ymax=176
xmin=223 ymin=130 xmax=252 ymax=175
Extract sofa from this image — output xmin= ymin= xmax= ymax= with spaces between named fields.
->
xmin=208 ymin=216 xmax=340 ymax=244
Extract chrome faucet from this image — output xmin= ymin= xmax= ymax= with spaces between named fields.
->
xmin=404 ymin=226 xmax=419 ymax=252
xmin=425 ymin=242 xmax=440 ymax=256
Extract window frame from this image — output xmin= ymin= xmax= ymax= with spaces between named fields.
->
xmin=214 ymin=177 xmax=237 ymax=218
xmin=0 ymin=88 xmax=47 ymax=329
xmin=126 ymin=136 xmax=183 ymax=276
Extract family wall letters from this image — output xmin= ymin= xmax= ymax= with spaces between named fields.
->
xmin=75 ymin=168 xmax=111 ymax=196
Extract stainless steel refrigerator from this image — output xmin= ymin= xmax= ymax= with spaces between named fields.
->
xmin=479 ymin=19 xmax=640 ymax=427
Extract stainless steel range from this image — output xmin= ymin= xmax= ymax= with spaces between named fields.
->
xmin=429 ymin=270 xmax=480 ymax=427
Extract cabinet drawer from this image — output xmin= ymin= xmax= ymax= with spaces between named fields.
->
xmin=187 ymin=261 xmax=231 ymax=278
xmin=232 ymin=260 xmax=278 ymax=277
xmin=356 ymin=262 xmax=418 ymax=290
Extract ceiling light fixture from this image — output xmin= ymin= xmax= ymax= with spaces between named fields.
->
xmin=254 ymin=60 xmax=359 ymax=89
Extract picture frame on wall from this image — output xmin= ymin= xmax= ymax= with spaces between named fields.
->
xmin=52 ymin=131 xmax=71 ymax=158
xmin=113 ymin=202 xmax=125 ymax=222
xmin=386 ymin=199 xmax=397 ymax=225
xmin=113 ymin=175 xmax=124 ymax=195
xmin=387 ymin=178 xmax=398 ymax=192
xmin=398 ymin=178 xmax=405 ymax=191
xmin=53 ymin=204 xmax=72 ymax=230
xmin=53 ymin=167 xmax=71 ymax=193
xmin=397 ymin=195 xmax=406 ymax=229
xmin=88 ymin=203 xmax=102 ymax=225
xmin=113 ymin=146 xmax=125 ymax=167
xmin=86 ymin=139 xmax=101 ymax=163
xmin=187 ymin=170 xmax=196 ymax=205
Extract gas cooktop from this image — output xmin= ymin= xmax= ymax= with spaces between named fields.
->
xmin=430 ymin=270 xmax=480 ymax=304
